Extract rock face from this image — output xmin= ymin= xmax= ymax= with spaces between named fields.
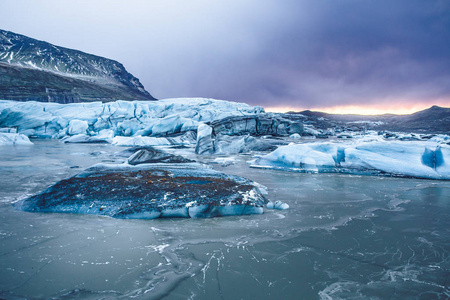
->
xmin=210 ymin=114 xmax=303 ymax=137
xmin=194 ymin=114 xmax=301 ymax=154
xmin=19 ymin=163 xmax=268 ymax=219
xmin=0 ymin=29 xmax=155 ymax=102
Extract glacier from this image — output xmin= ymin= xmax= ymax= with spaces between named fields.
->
xmin=252 ymin=141 xmax=450 ymax=180
xmin=0 ymin=98 xmax=264 ymax=140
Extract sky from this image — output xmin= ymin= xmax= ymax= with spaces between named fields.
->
xmin=1 ymin=0 xmax=450 ymax=114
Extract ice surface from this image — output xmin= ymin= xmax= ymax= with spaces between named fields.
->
xmin=0 ymin=98 xmax=263 ymax=141
xmin=1 ymin=140 xmax=450 ymax=299
xmin=0 ymin=132 xmax=33 ymax=145
xmin=253 ymin=141 xmax=450 ymax=179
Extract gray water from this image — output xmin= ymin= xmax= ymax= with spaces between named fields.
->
xmin=0 ymin=140 xmax=449 ymax=299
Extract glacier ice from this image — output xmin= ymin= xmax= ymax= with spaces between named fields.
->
xmin=111 ymin=131 xmax=196 ymax=147
xmin=0 ymin=132 xmax=33 ymax=145
xmin=266 ymin=201 xmax=289 ymax=210
xmin=252 ymin=141 xmax=450 ymax=179
xmin=195 ymin=124 xmax=214 ymax=154
xmin=212 ymin=157 xmax=236 ymax=167
xmin=67 ymin=120 xmax=89 ymax=135
xmin=0 ymin=98 xmax=264 ymax=141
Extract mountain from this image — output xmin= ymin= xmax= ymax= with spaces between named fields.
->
xmin=290 ymin=105 xmax=450 ymax=134
xmin=0 ymin=29 xmax=156 ymax=103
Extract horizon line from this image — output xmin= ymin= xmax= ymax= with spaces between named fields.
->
xmin=264 ymin=103 xmax=450 ymax=115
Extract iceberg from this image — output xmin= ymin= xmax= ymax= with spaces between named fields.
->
xmin=252 ymin=141 xmax=450 ymax=180
xmin=0 ymin=132 xmax=33 ymax=145
xmin=266 ymin=201 xmax=289 ymax=210
xmin=19 ymin=163 xmax=268 ymax=219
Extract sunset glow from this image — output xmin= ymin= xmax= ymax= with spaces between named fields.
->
xmin=265 ymin=101 xmax=450 ymax=115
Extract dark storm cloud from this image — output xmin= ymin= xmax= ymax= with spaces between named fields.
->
xmin=211 ymin=0 xmax=450 ymax=108
xmin=1 ymin=0 xmax=450 ymax=109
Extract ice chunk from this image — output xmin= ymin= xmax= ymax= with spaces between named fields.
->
xmin=112 ymin=131 xmax=196 ymax=147
xmin=0 ymin=132 xmax=33 ymax=145
xmin=112 ymin=136 xmax=173 ymax=146
xmin=67 ymin=120 xmax=88 ymax=135
xmin=212 ymin=157 xmax=236 ymax=167
xmin=266 ymin=201 xmax=289 ymax=210
xmin=195 ymin=124 xmax=214 ymax=154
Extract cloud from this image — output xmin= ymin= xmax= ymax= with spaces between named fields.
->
xmin=1 ymin=0 xmax=450 ymax=110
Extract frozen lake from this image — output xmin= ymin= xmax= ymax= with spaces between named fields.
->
xmin=0 ymin=140 xmax=449 ymax=299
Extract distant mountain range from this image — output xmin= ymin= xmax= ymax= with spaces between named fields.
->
xmin=0 ymin=29 xmax=155 ymax=103
xmin=290 ymin=105 xmax=450 ymax=134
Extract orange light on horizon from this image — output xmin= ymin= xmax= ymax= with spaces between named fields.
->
xmin=265 ymin=102 xmax=450 ymax=115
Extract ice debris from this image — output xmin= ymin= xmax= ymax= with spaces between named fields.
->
xmin=266 ymin=201 xmax=289 ymax=210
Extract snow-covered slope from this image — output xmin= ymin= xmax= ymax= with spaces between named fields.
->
xmin=0 ymin=29 xmax=155 ymax=102
xmin=0 ymin=98 xmax=264 ymax=140
xmin=252 ymin=141 xmax=450 ymax=180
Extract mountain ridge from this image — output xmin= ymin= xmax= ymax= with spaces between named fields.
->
xmin=0 ymin=29 xmax=155 ymax=103
xmin=288 ymin=105 xmax=450 ymax=134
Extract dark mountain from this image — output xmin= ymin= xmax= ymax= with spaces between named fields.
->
xmin=387 ymin=105 xmax=450 ymax=133
xmin=0 ymin=29 xmax=155 ymax=103
xmin=289 ymin=105 xmax=450 ymax=134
